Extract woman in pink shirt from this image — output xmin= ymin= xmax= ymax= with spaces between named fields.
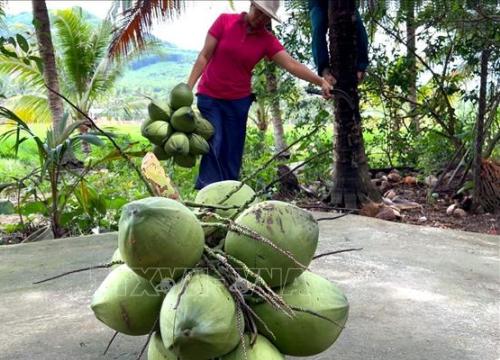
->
xmin=188 ymin=0 xmax=331 ymax=189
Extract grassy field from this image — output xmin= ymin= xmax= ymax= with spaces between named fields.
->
xmin=0 ymin=119 xmax=388 ymax=186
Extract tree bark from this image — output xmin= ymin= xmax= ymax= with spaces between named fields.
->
xmin=406 ymin=0 xmax=418 ymax=132
xmin=32 ymin=0 xmax=64 ymax=135
xmin=266 ymin=68 xmax=289 ymax=158
xmin=328 ymin=0 xmax=381 ymax=209
xmin=473 ymin=49 xmax=490 ymax=211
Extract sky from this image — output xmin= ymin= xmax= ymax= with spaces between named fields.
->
xmin=4 ymin=0 xmax=259 ymax=50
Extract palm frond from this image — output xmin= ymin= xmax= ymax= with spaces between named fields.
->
xmin=53 ymin=7 xmax=94 ymax=96
xmin=4 ymin=94 xmax=51 ymax=123
xmin=109 ymin=0 xmax=184 ymax=58
xmin=0 ymin=55 xmax=45 ymax=89
xmin=0 ymin=1 xmax=6 ymax=30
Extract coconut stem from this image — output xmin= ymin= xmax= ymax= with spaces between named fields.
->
xmin=202 ymin=214 xmax=307 ymax=274
xmin=223 ymin=252 xmax=293 ymax=315
xmin=290 ymin=306 xmax=345 ymax=329
xmin=174 ymin=271 xmax=196 ymax=310
xmin=260 ymin=148 xmax=331 ymax=195
xmin=316 ymin=212 xmax=352 ymax=221
xmin=220 ymin=125 xmax=323 ymax=206
xmin=102 ymin=331 xmax=118 ymax=355
xmin=241 ymin=124 xmax=322 ymax=185
xmin=313 ymin=248 xmax=363 ymax=260
xmin=184 ymin=201 xmax=241 ymax=210
xmin=228 ymin=222 xmax=307 ymax=270
xmin=135 ymin=316 xmax=159 ymax=360
xmin=33 ymin=260 xmax=124 ymax=284
xmin=202 ymin=253 xmax=277 ymax=340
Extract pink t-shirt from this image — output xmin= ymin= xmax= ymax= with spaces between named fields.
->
xmin=197 ymin=13 xmax=285 ymax=100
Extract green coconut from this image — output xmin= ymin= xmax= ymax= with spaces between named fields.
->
xmin=164 ymin=132 xmax=189 ymax=156
xmin=252 ymin=271 xmax=349 ymax=356
xmin=153 ymin=144 xmax=172 ymax=161
xmin=118 ymin=197 xmax=204 ymax=282
xmin=193 ymin=110 xmax=214 ymax=140
xmin=224 ymin=200 xmax=318 ymax=287
xmin=160 ymin=273 xmax=241 ymax=360
xmin=90 ymin=264 xmax=163 ymax=336
xmin=143 ymin=121 xmax=171 ymax=145
xmin=221 ymin=334 xmax=284 ymax=360
xmin=174 ymin=153 xmax=197 ymax=168
xmin=188 ymin=133 xmax=210 ymax=155
xmin=148 ymin=101 xmax=171 ymax=122
xmin=195 ymin=181 xmax=257 ymax=240
xmin=148 ymin=332 xmax=177 ymax=360
xmin=140 ymin=117 xmax=156 ymax=137
xmin=171 ymin=106 xmax=196 ymax=133
xmin=170 ymin=83 xmax=193 ymax=110
xmin=195 ymin=180 xmax=256 ymax=219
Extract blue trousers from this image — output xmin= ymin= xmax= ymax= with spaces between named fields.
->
xmin=308 ymin=0 xmax=369 ymax=75
xmin=195 ymin=94 xmax=253 ymax=190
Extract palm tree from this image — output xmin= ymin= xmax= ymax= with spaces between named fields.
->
xmin=31 ymin=0 xmax=65 ymax=134
xmin=0 ymin=8 xmax=126 ymax=130
xmin=328 ymin=0 xmax=380 ymax=208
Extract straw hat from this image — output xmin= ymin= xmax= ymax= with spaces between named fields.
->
xmin=251 ymin=0 xmax=281 ymax=22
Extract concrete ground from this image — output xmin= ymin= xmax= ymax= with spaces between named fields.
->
xmin=0 ymin=214 xmax=498 ymax=360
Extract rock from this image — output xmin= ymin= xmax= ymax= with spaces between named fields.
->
xmin=431 ymin=192 xmax=440 ymax=199
xmin=424 ymin=175 xmax=438 ymax=187
xmin=418 ymin=216 xmax=427 ymax=223
xmin=452 ymin=208 xmax=467 ymax=218
xmin=387 ymin=172 xmax=401 ymax=183
xmin=382 ymin=198 xmax=395 ymax=206
xmin=446 ymin=204 xmax=467 ymax=218
xmin=376 ymin=207 xmax=398 ymax=221
xmin=380 ymin=180 xmax=392 ymax=193
xmin=446 ymin=204 xmax=457 ymax=216
xmin=359 ymin=201 xmax=382 ymax=217
xmin=384 ymin=189 xmax=397 ymax=199
xmin=392 ymin=196 xmax=422 ymax=210
xmin=381 ymin=175 xmax=388 ymax=182
xmin=371 ymin=179 xmax=381 ymax=187
xmin=403 ymin=176 xmax=417 ymax=186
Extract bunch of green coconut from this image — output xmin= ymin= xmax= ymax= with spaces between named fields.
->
xmin=141 ymin=83 xmax=214 ymax=168
xmin=91 ymin=180 xmax=349 ymax=359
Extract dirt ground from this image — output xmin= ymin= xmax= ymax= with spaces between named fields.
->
xmin=393 ymin=183 xmax=498 ymax=234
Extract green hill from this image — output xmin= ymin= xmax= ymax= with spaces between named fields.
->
xmin=2 ymin=10 xmax=197 ymax=103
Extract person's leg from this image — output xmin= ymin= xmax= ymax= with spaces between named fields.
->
xmin=309 ymin=0 xmax=329 ymax=76
xmin=195 ymin=94 xmax=225 ymax=189
xmin=219 ymin=96 xmax=253 ymax=181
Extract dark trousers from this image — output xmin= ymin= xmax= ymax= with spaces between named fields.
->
xmin=195 ymin=94 xmax=253 ymax=190
xmin=308 ymin=0 xmax=369 ymax=75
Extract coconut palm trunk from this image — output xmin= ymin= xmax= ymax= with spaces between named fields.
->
xmin=406 ymin=0 xmax=418 ymax=132
xmin=328 ymin=0 xmax=380 ymax=209
xmin=31 ymin=0 xmax=64 ymax=133
xmin=266 ymin=68 xmax=289 ymax=157
xmin=472 ymin=49 xmax=490 ymax=211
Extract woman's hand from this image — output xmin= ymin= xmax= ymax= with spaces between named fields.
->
xmin=272 ymin=50 xmax=334 ymax=100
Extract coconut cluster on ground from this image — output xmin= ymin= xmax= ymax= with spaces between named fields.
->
xmin=90 ymin=180 xmax=349 ymax=359
xmin=141 ymin=83 xmax=214 ymax=168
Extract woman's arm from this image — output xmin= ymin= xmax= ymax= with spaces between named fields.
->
xmin=271 ymin=50 xmax=332 ymax=99
xmin=187 ymin=34 xmax=218 ymax=90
